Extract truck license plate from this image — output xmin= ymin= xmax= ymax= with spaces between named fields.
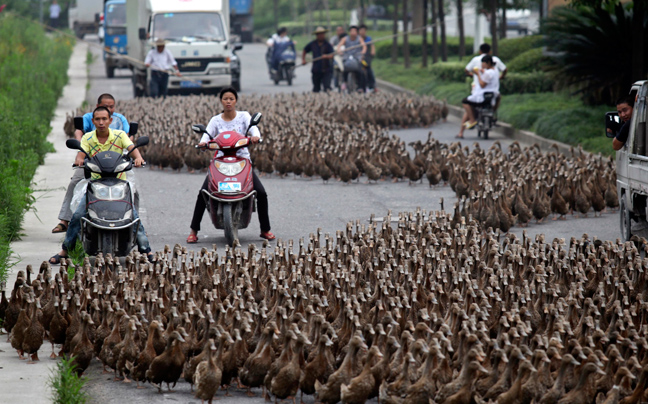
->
xmin=218 ymin=182 xmax=241 ymax=192
xmin=180 ymin=80 xmax=202 ymax=88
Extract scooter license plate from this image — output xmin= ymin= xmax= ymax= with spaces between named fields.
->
xmin=218 ymin=182 xmax=241 ymax=192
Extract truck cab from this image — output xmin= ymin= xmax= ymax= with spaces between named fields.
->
xmin=609 ymin=80 xmax=647 ymax=240
xmin=127 ymin=0 xmax=233 ymax=96
xmin=103 ymin=0 xmax=129 ymax=78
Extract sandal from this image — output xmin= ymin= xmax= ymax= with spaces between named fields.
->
xmin=465 ymin=121 xmax=478 ymax=130
xmin=186 ymin=233 xmax=198 ymax=243
xmin=260 ymin=231 xmax=276 ymax=241
xmin=49 ymin=254 xmax=67 ymax=265
xmin=51 ymin=223 xmax=68 ymax=234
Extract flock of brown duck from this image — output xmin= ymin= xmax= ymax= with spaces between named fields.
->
xmin=2 ymin=209 xmax=648 ymax=404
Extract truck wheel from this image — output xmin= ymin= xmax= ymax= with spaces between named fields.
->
xmin=232 ymin=80 xmax=241 ymax=92
xmin=620 ymin=197 xmax=632 ymax=241
xmin=106 ymin=65 xmax=115 ymax=78
xmin=222 ymin=204 xmax=238 ymax=247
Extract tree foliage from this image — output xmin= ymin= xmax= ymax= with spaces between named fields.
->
xmin=543 ymin=3 xmax=648 ymax=105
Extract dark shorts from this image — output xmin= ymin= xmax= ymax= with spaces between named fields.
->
xmin=462 ymin=97 xmax=481 ymax=107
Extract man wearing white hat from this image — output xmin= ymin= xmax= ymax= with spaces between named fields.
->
xmin=302 ymin=26 xmax=334 ymax=92
xmin=145 ymin=39 xmax=180 ymax=98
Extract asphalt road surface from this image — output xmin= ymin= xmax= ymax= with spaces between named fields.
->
xmin=79 ymin=37 xmax=620 ymax=404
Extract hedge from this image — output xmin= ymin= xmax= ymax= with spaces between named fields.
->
xmin=428 ymin=62 xmax=470 ymax=83
xmin=375 ymin=36 xmax=475 ymax=59
xmin=0 ymin=13 xmax=73 ymax=282
xmin=506 ymin=48 xmax=551 ymax=73
xmin=496 ymin=35 xmax=544 ymax=62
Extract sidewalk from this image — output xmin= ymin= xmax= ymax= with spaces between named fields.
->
xmin=0 ymin=41 xmax=88 ymax=404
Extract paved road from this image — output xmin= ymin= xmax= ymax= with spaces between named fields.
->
xmin=79 ymin=38 xmax=620 ymax=403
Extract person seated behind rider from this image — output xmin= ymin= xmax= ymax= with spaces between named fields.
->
xmin=50 ymin=106 xmax=152 ymax=264
xmin=267 ymin=27 xmax=293 ymax=72
xmin=457 ymin=55 xmax=499 ymax=139
xmin=611 ymin=95 xmax=635 ymax=151
xmin=465 ymin=43 xmax=507 ymax=111
xmin=187 ymin=87 xmax=275 ymax=243
xmin=336 ymin=25 xmax=367 ymax=93
xmin=52 ymin=93 xmax=130 ymax=235
xmin=358 ymin=24 xmax=376 ymax=93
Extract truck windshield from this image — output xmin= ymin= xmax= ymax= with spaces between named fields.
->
xmin=153 ymin=12 xmax=225 ymax=42
xmin=105 ymin=3 xmax=126 ymax=27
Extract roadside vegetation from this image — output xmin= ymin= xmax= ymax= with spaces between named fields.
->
xmin=48 ymin=356 xmax=88 ymax=404
xmin=373 ymin=34 xmax=612 ymax=156
xmin=0 ymin=13 xmax=73 ymax=282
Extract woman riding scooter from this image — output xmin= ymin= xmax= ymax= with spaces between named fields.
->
xmin=187 ymin=87 xmax=275 ymax=243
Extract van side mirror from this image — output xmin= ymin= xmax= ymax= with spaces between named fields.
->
xmin=234 ymin=43 xmax=243 ymax=51
xmin=129 ymin=122 xmax=139 ymax=137
xmin=139 ymin=28 xmax=147 ymax=40
xmin=74 ymin=116 xmax=84 ymax=132
xmin=605 ymin=111 xmax=620 ymax=139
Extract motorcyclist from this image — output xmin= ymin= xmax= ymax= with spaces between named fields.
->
xmin=52 ymin=93 xmax=130 ymax=235
xmin=187 ymin=87 xmax=275 ymax=243
xmin=49 ymin=106 xmax=153 ymax=264
xmin=336 ymin=25 xmax=367 ymax=93
xmin=457 ymin=55 xmax=499 ymax=139
xmin=266 ymin=27 xmax=293 ymax=74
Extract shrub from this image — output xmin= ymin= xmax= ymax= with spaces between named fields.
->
xmin=428 ymin=62 xmax=470 ymax=83
xmin=49 ymin=357 xmax=88 ymax=404
xmin=0 ymin=13 xmax=73 ymax=282
xmin=497 ymin=35 xmax=543 ymax=61
xmin=507 ymin=48 xmax=551 ymax=73
xmin=375 ymin=36 xmax=475 ymax=59
xmin=500 ymin=72 xmax=554 ymax=95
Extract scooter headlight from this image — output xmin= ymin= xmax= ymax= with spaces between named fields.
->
xmin=86 ymin=162 xmax=101 ymax=173
xmin=215 ymin=160 xmax=246 ymax=176
xmin=91 ymin=182 xmax=128 ymax=200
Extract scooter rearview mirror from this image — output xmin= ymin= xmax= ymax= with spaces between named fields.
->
xmin=74 ymin=116 xmax=84 ymax=132
xmin=129 ymin=122 xmax=139 ymax=137
xmin=192 ymin=124 xmax=207 ymax=134
xmin=66 ymin=139 xmax=82 ymax=150
xmin=135 ymin=136 xmax=149 ymax=148
xmin=250 ymin=112 xmax=262 ymax=126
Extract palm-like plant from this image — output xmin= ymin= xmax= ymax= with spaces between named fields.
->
xmin=543 ymin=4 xmax=648 ymax=105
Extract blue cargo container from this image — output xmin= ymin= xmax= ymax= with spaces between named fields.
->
xmin=103 ymin=0 xmax=129 ymax=78
xmin=230 ymin=0 xmax=253 ymax=43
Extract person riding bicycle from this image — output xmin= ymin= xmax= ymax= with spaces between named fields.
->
xmin=336 ymin=25 xmax=367 ymax=93
xmin=187 ymin=87 xmax=275 ymax=243
xmin=457 ymin=55 xmax=499 ymax=139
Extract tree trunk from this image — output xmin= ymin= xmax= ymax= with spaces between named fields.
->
xmin=360 ymin=0 xmax=365 ymax=25
xmin=438 ymin=0 xmax=447 ymax=61
xmin=431 ymin=0 xmax=438 ymax=64
xmin=422 ymin=0 xmax=428 ymax=67
xmin=391 ymin=0 xmax=399 ymax=64
xmin=342 ymin=0 xmax=348 ymax=28
xmin=403 ymin=0 xmax=410 ymax=68
xmin=632 ymin=0 xmax=645 ymax=83
xmin=324 ymin=0 xmax=332 ymax=32
xmin=273 ymin=0 xmax=279 ymax=31
xmin=490 ymin=0 xmax=498 ymax=55
xmin=305 ymin=0 xmax=313 ymax=36
xmin=500 ymin=4 xmax=507 ymax=39
xmin=456 ymin=0 xmax=465 ymax=60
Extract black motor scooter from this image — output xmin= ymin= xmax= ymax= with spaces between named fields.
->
xmin=476 ymin=92 xmax=496 ymax=140
xmin=66 ymin=117 xmax=148 ymax=257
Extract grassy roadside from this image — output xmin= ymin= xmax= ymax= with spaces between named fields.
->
xmin=373 ymin=56 xmax=612 ymax=156
xmin=0 ymin=13 xmax=74 ymax=282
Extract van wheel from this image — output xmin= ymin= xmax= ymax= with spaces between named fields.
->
xmin=620 ymin=197 xmax=632 ymax=241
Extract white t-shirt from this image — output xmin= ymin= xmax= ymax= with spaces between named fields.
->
xmin=465 ymin=54 xmax=506 ymax=88
xmin=50 ymin=3 xmax=61 ymax=18
xmin=266 ymin=34 xmax=291 ymax=47
xmin=202 ymin=111 xmax=261 ymax=160
xmin=145 ymin=48 xmax=177 ymax=71
xmin=467 ymin=68 xmax=499 ymax=104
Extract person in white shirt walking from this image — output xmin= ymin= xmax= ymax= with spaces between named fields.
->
xmin=145 ymin=39 xmax=180 ymax=98
xmin=49 ymin=0 xmax=61 ymax=30
xmin=457 ymin=55 xmax=500 ymax=139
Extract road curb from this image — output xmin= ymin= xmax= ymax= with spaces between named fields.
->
xmin=0 ymin=40 xmax=89 ymax=404
xmin=376 ymin=78 xmax=580 ymax=156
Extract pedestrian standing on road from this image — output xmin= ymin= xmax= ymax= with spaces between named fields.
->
xmin=187 ymin=87 xmax=276 ymax=244
xmin=611 ymin=95 xmax=635 ymax=150
xmin=52 ymin=93 xmax=130 ymax=234
xmin=49 ymin=106 xmax=153 ymax=264
xmin=302 ymin=27 xmax=334 ymax=93
xmin=145 ymin=39 xmax=180 ymax=98
xmin=49 ymin=0 xmax=61 ymax=31
xmin=358 ymin=24 xmax=376 ymax=93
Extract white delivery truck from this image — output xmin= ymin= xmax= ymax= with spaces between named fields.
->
xmin=126 ymin=0 xmax=234 ymax=96
xmin=69 ymin=0 xmax=104 ymax=38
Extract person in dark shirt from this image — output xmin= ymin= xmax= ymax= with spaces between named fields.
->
xmin=302 ymin=26 xmax=335 ymax=92
xmin=612 ymin=95 xmax=635 ymax=151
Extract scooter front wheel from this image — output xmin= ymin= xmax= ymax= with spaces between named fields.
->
xmin=222 ymin=204 xmax=239 ymax=247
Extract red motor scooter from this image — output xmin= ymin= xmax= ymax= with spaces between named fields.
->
xmin=192 ymin=113 xmax=262 ymax=246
